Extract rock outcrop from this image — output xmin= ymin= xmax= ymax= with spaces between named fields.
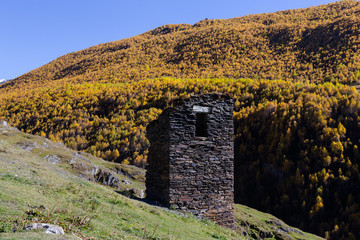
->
xmin=24 ymin=223 xmax=65 ymax=235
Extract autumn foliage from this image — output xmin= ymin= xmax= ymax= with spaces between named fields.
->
xmin=2 ymin=1 xmax=360 ymax=239
xmin=1 ymin=78 xmax=360 ymax=238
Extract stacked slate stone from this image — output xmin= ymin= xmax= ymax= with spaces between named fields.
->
xmin=146 ymin=110 xmax=171 ymax=204
xmin=146 ymin=94 xmax=234 ymax=229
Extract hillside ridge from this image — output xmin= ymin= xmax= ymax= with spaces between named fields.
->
xmin=0 ymin=123 xmax=322 ymax=239
xmin=1 ymin=0 xmax=360 ymax=98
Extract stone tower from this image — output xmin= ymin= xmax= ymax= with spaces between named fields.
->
xmin=146 ymin=94 xmax=234 ymax=228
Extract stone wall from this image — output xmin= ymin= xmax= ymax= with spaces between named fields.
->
xmin=146 ymin=94 xmax=234 ymax=228
xmin=146 ymin=110 xmax=171 ymax=204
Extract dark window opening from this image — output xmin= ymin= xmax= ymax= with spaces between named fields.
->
xmin=195 ymin=113 xmax=208 ymax=137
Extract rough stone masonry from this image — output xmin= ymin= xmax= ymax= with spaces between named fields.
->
xmin=146 ymin=94 xmax=234 ymax=228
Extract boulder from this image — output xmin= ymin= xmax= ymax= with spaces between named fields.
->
xmin=130 ymin=188 xmax=146 ymax=199
xmin=16 ymin=141 xmax=40 ymax=152
xmin=95 ymin=169 xmax=119 ymax=187
xmin=122 ymin=179 xmax=132 ymax=185
xmin=24 ymin=223 xmax=65 ymax=235
xmin=44 ymin=154 xmax=61 ymax=164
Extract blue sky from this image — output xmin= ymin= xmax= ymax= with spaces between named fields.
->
xmin=1 ymin=0 xmax=337 ymax=80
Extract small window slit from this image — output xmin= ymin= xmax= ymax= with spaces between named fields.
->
xmin=195 ymin=113 xmax=208 ymax=137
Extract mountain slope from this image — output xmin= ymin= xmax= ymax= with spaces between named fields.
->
xmin=1 ymin=78 xmax=360 ymax=238
xmin=2 ymin=0 xmax=360 ymax=98
xmin=2 ymin=1 xmax=360 ymax=239
xmin=0 ymin=124 xmax=322 ymax=240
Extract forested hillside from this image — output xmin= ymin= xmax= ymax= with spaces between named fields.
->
xmin=1 ymin=78 xmax=360 ymax=239
xmin=2 ymin=0 xmax=360 ymax=98
xmin=1 ymin=1 xmax=360 ymax=239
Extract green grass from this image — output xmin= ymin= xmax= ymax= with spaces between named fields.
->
xmin=234 ymin=205 xmax=322 ymax=240
xmin=0 ymin=125 xmax=323 ymax=239
xmin=0 ymin=125 xmax=240 ymax=239
xmin=0 ymin=232 xmax=81 ymax=240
